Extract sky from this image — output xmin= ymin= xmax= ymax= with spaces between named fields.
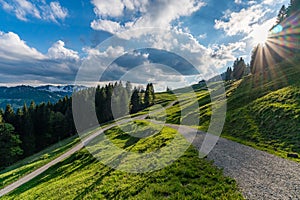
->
xmin=0 ymin=0 xmax=289 ymax=90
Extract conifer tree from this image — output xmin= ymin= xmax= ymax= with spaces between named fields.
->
xmin=0 ymin=122 xmax=23 ymax=168
xmin=276 ymin=5 xmax=287 ymax=24
xmin=3 ymin=104 xmax=15 ymax=125
xmin=233 ymin=58 xmax=246 ymax=80
xmin=225 ymin=67 xmax=233 ymax=81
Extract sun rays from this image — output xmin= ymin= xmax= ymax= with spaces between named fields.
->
xmin=251 ymin=11 xmax=300 ymax=79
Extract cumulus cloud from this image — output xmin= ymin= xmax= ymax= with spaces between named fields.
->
xmin=208 ymin=42 xmax=246 ymax=61
xmin=90 ymin=0 xmax=206 ymax=34
xmin=214 ymin=4 xmax=269 ymax=36
xmin=0 ymin=31 xmax=80 ymax=84
xmin=0 ymin=0 xmax=68 ymax=22
xmin=91 ymin=0 xmax=125 ymax=17
xmin=79 ymin=27 xmax=240 ymax=87
xmin=0 ymin=31 xmax=45 ymax=60
xmin=47 ymin=40 xmax=79 ymax=60
xmin=214 ymin=0 xmax=287 ymax=37
xmin=91 ymin=19 xmax=123 ymax=34
xmin=88 ymin=0 xmax=238 ymax=84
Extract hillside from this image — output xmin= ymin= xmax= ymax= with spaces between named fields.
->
xmin=223 ymin=55 xmax=300 ymax=159
xmin=151 ymin=54 xmax=300 ymax=161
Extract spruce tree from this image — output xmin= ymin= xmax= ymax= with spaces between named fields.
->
xmin=130 ymin=88 xmax=141 ymax=114
xmin=4 ymin=104 xmax=15 ymax=125
xmin=0 ymin=122 xmax=23 ymax=168
xmin=276 ymin=5 xmax=287 ymax=24
xmin=233 ymin=58 xmax=246 ymax=80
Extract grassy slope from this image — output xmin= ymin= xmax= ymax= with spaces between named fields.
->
xmin=0 ymin=136 xmax=80 ymax=189
xmin=152 ymin=55 xmax=300 ymax=161
xmin=223 ymin=56 xmax=300 ymax=161
xmin=3 ymin=120 xmax=243 ymax=199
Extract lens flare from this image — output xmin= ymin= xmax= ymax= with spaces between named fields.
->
xmin=251 ymin=11 xmax=300 ymax=81
xmin=271 ymin=25 xmax=283 ymax=34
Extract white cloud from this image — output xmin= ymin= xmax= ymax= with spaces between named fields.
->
xmin=245 ymin=17 xmax=276 ymax=44
xmin=90 ymin=0 xmax=206 ymax=35
xmin=234 ymin=0 xmax=242 ymax=4
xmin=214 ymin=5 xmax=269 ymax=36
xmin=91 ymin=19 xmax=123 ymax=34
xmin=47 ymin=40 xmax=79 ymax=60
xmin=81 ymin=28 xmax=242 ymax=86
xmin=214 ymin=1 xmax=288 ymax=37
xmin=262 ymin=0 xmax=287 ymax=5
xmin=208 ymin=42 xmax=246 ymax=61
xmin=49 ymin=2 xmax=68 ymax=20
xmin=0 ymin=0 xmax=68 ymax=22
xmin=0 ymin=0 xmax=41 ymax=21
xmin=198 ymin=33 xmax=207 ymax=39
xmin=92 ymin=0 xmax=125 ymax=17
xmin=91 ymin=0 xmax=148 ymax=18
xmin=0 ymin=31 xmax=45 ymax=60
xmin=0 ymin=31 xmax=81 ymax=84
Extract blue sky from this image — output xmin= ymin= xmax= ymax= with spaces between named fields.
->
xmin=0 ymin=0 xmax=289 ymax=89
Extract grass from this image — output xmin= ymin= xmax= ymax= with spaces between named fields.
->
xmin=147 ymin=55 xmax=300 ymax=162
xmin=0 ymin=135 xmax=81 ymax=190
xmin=221 ymin=56 xmax=300 ymax=162
xmin=149 ymin=90 xmax=212 ymax=130
xmin=0 ymin=122 xmax=114 ymax=190
xmin=223 ymin=85 xmax=300 ymax=162
xmin=2 ymin=120 xmax=243 ymax=199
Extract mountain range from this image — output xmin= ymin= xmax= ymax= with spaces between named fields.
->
xmin=0 ymin=85 xmax=86 ymax=110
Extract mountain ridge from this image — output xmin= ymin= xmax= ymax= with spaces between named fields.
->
xmin=0 ymin=85 xmax=86 ymax=109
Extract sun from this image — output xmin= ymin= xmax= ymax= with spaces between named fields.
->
xmin=251 ymin=26 xmax=269 ymax=46
xmin=252 ymin=28 xmax=269 ymax=45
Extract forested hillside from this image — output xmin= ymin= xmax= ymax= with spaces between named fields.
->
xmin=0 ymin=82 xmax=154 ymax=169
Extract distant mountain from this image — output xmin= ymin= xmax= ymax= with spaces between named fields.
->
xmin=0 ymin=85 xmax=86 ymax=110
xmin=35 ymin=85 xmax=86 ymax=96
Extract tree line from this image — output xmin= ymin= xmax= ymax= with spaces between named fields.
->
xmin=0 ymin=82 xmax=155 ymax=169
xmin=224 ymin=57 xmax=249 ymax=81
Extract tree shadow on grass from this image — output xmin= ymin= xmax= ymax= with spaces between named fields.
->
xmin=8 ymin=150 xmax=99 ymax=197
xmin=73 ymin=151 xmax=134 ymax=199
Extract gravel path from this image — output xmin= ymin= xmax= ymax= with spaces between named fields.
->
xmin=205 ymin=137 xmax=300 ymax=200
xmin=166 ymin=124 xmax=300 ymax=200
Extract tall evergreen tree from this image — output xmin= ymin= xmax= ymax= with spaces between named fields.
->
xmin=225 ymin=67 xmax=233 ymax=81
xmin=287 ymin=0 xmax=300 ymax=16
xmin=20 ymin=104 xmax=36 ymax=156
xmin=276 ymin=5 xmax=287 ymax=24
xmin=130 ymin=88 xmax=142 ymax=114
xmin=250 ymin=45 xmax=259 ymax=74
xmin=0 ymin=122 xmax=23 ymax=168
xmin=233 ymin=57 xmax=247 ymax=80
xmin=3 ymin=104 xmax=15 ymax=125
xmin=144 ymin=83 xmax=155 ymax=107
